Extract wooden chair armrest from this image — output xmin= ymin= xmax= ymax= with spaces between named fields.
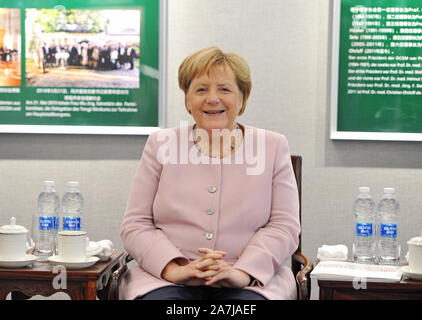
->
xmin=109 ymin=252 xmax=134 ymax=300
xmin=292 ymin=252 xmax=313 ymax=300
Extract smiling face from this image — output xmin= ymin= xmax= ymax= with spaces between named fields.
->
xmin=185 ymin=64 xmax=243 ymax=134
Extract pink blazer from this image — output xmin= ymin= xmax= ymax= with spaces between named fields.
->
xmin=119 ymin=125 xmax=300 ymax=300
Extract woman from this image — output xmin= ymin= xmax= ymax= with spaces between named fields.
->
xmin=120 ymin=46 xmax=300 ymax=300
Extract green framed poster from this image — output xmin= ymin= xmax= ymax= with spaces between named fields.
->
xmin=331 ymin=0 xmax=422 ymax=141
xmin=0 ymin=0 xmax=165 ymax=134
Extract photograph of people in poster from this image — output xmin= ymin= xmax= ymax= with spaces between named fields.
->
xmin=0 ymin=8 xmax=21 ymax=87
xmin=25 ymin=8 xmax=140 ymax=88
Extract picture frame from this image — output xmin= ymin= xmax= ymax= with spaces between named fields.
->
xmin=330 ymin=0 xmax=422 ymax=141
xmin=0 ymin=0 xmax=166 ymax=135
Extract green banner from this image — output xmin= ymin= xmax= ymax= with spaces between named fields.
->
xmin=334 ymin=0 xmax=422 ymax=138
xmin=0 ymin=0 xmax=160 ymax=133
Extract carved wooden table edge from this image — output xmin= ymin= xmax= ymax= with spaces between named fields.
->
xmin=0 ymin=250 xmax=124 ymax=300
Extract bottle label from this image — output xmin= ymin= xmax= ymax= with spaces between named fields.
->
xmin=356 ymin=223 xmax=373 ymax=237
xmin=53 ymin=216 xmax=59 ymax=231
xmin=39 ymin=216 xmax=53 ymax=231
xmin=63 ymin=217 xmax=81 ymax=231
xmin=380 ymin=223 xmax=397 ymax=238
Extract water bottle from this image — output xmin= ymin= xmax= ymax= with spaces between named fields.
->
xmin=378 ymin=187 xmax=400 ymax=265
xmin=35 ymin=181 xmax=60 ymax=261
xmin=352 ymin=187 xmax=376 ymax=263
xmin=62 ymin=181 xmax=84 ymax=231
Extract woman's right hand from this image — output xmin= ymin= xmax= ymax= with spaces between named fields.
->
xmin=161 ymin=249 xmax=227 ymax=286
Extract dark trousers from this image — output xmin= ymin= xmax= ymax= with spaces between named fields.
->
xmin=136 ymin=285 xmax=267 ymax=300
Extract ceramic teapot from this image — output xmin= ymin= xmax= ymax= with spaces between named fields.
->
xmin=0 ymin=217 xmax=28 ymax=260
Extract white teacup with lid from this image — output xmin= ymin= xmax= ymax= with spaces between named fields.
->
xmin=407 ymin=229 xmax=422 ymax=274
xmin=57 ymin=230 xmax=87 ymax=262
xmin=0 ymin=217 xmax=29 ymax=260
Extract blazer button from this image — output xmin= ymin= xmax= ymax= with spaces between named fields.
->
xmin=205 ymin=232 xmax=213 ymax=240
xmin=207 ymin=208 xmax=215 ymax=215
xmin=208 ymin=186 xmax=217 ymax=193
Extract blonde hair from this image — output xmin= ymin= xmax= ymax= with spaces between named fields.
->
xmin=178 ymin=46 xmax=252 ymax=115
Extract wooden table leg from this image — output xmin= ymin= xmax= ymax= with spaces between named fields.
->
xmin=85 ymin=281 xmax=97 ymax=300
xmin=0 ymin=289 xmax=9 ymax=300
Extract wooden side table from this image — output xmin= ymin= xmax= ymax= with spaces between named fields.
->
xmin=0 ymin=250 xmax=124 ymax=300
xmin=318 ymin=278 xmax=422 ymax=300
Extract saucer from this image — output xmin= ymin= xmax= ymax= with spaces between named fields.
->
xmin=0 ymin=254 xmax=38 ymax=268
xmin=400 ymin=266 xmax=422 ymax=281
xmin=48 ymin=255 xmax=99 ymax=269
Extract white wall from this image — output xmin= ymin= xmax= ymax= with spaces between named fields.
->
xmin=1 ymin=0 xmax=422 ymax=300
xmin=168 ymin=0 xmax=422 ymax=298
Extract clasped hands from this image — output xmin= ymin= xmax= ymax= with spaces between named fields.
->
xmin=161 ymin=248 xmax=251 ymax=288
